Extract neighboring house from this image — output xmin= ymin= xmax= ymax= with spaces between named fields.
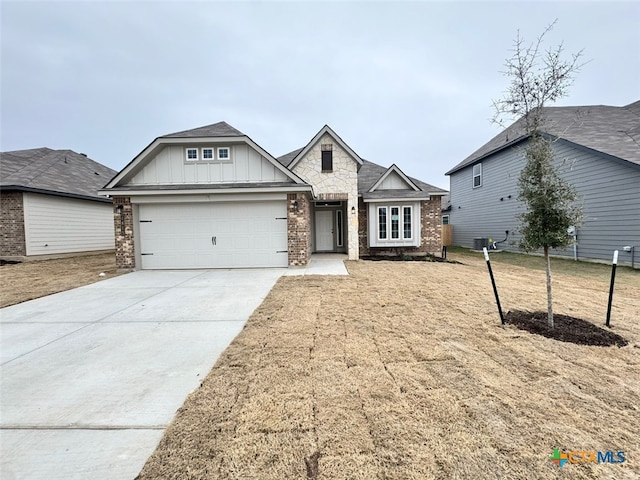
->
xmin=100 ymin=122 xmax=446 ymax=270
xmin=445 ymin=100 xmax=640 ymax=267
xmin=0 ymin=148 xmax=117 ymax=258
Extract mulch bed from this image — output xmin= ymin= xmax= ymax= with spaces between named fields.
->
xmin=361 ymin=254 xmax=460 ymax=263
xmin=505 ymin=310 xmax=629 ymax=347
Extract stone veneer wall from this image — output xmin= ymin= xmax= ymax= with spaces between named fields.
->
xmin=358 ymin=197 xmax=442 ymax=257
xmin=292 ymin=133 xmax=359 ymax=260
xmin=113 ymin=196 xmax=135 ymax=270
xmin=287 ymin=193 xmax=312 ymax=266
xmin=0 ymin=191 xmax=26 ymax=256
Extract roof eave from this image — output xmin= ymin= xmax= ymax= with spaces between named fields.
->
xmin=445 ymin=134 xmax=529 ymax=176
xmin=1 ymin=185 xmax=112 ymax=203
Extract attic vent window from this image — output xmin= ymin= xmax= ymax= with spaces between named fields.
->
xmin=186 ymin=148 xmax=199 ymax=161
xmin=321 ymin=144 xmax=333 ymax=172
xmin=217 ymin=147 xmax=230 ymax=161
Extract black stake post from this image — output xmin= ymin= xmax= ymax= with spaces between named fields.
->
xmin=606 ymin=250 xmax=618 ymax=328
xmin=483 ymin=247 xmax=505 ymax=325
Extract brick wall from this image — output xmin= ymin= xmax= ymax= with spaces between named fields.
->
xmin=113 ymin=196 xmax=135 ymax=270
xmin=420 ymin=196 xmax=442 ymax=254
xmin=287 ymin=193 xmax=311 ymax=266
xmin=358 ymin=197 xmax=442 ymax=257
xmin=0 ymin=191 xmax=26 ymax=256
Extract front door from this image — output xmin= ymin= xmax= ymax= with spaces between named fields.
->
xmin=315 ymin=210 xmax=334 ymax=251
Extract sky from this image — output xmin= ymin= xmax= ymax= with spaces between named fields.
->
xmin=1 ymin=1 xmax=639 ymax=190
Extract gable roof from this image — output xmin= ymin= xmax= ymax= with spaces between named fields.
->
xmin=358 ymin=160 xmax=447 ymax=200
xmin=277 ymin=149 xmax=446 ymax=200
xmin=446 ymin=100 xmax=640 ymax=175
xmin=286 ymin=125 xmax=364 ymax=170
xmin=103 ymin=121 xmax=307 ymax=190
xmin=367 ymin=164 xmax=420 ymax=193
xmin=1 ymin=148 xmax=116 ymax=202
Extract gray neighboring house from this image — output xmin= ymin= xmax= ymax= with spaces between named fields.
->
xmin=0 ymin=148 xmax=116 ymax=258
xmin=445 ymin=100 xmax=640 ymax=268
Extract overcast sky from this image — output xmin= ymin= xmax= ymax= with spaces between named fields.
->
xmin=2 ymin=1 xmax=638 ymax=189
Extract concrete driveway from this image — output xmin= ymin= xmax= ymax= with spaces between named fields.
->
xmin=0 ymin=268 xmax=285 ymax=480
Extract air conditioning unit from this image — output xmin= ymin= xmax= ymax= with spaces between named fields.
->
xmin=474 ymin=237 xmax=489 ymax=250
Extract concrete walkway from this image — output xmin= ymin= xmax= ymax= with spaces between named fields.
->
xmin=0 ymin=255 xmax=348 ymax=479
xmin=284 ymin=253 xmax=349 ymax=276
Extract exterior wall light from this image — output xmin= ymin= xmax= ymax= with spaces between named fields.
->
xmin=115 ymin=204 xmax=123 ymax=215
xmin=293 ymin=200 xmax=299 ymax=212
xmin=351 ymin=206 xmax=356 ymax=214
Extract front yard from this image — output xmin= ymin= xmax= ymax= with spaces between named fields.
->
xmin=137 ymin=255 xmax=639 ymax=479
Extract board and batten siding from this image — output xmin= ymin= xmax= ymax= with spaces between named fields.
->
xmin=379 ymin=171 xmax=411 ymax=190
xmin=23 ymin=193 xmax=115 ymax=256
xmin=127 ymin=144 xmax=289 ymax=185
xmin=449 ymin=139 xmax=640 ymax=267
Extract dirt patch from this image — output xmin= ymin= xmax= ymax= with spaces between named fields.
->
xmin=136 ymin=255 xmax=640 ymax=479
xmin=0 ymin=253 xmax=121 ymax=308
xmin=506 ymin=310 xmax=629 ymax=347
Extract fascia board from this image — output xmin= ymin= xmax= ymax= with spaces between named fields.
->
xmin=99 ymin=185 xmax=313 ymax=197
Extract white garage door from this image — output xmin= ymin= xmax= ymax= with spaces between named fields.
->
xmin=138 ymin=201 xmax=288 ymax=269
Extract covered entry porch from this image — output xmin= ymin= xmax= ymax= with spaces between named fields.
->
xmin=312 ymin=200 xmax=348 ymax=254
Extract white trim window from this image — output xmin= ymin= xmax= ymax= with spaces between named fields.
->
xmin=185 ymin=148 xmax=199 ymax=161
xmin=372 ymin=203 xmax=419 ymax=246
xmin=202 ymin=148 xmax=214 ymax=160
xmin=473 ymin=163 xmax=482 ymax=188
xmin=217 ymin=147 xmax=231 ymax=161
xmin=378 ymin=207 xmax=388 ymax=240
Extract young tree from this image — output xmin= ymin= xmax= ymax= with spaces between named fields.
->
xmin=493 ymin=21 xmax=584 ymax=328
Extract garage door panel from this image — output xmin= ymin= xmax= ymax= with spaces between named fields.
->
xmin=139 ymin=201 xmax=287 ymax=269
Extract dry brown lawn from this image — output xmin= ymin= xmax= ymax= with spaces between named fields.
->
xmin=137 ymin=255 xmax=640 ymax=479
xmin=0 ymin=253 xmax=120 ymax=308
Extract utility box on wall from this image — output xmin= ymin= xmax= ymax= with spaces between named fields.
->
xmin=442 ymin=225 xmax=453 ymax=247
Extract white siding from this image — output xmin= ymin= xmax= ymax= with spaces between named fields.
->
xmin=23 ymin=193 xmax=115 ymax=256
xmin=378 ymin=171 xmax=411 ymax=190
xmin=127 ymin=144 xmax=289 ymax=185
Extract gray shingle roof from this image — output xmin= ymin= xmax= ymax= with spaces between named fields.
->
xmin=162 ymin=121 xmax=244 ymax=138
xmin=446 ymin=100 xmax=640 ymax=175
xmin=277 ymin=149 xmax=447 ymax=198
xmin=277 ymin=148 xmax=304 ymax=167
xmin=1 ymin=148 xmax=116 ymax=201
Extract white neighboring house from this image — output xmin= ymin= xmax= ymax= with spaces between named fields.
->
xmin=0 ymin=148 xmax=117 ymax=258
